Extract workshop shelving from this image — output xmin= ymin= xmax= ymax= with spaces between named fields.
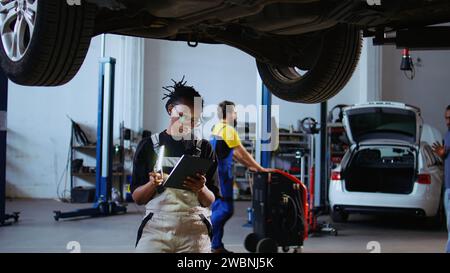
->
xmin=69 ymin=123 xmax=128 ymax=203
xmin=272 ymin=130 xmax=311 ymax=184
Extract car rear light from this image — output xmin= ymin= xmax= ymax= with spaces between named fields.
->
xmin=417 ymin=173 xmax=431 ymax=185
xmin=331 ymin=171 xmax=341 ymax=181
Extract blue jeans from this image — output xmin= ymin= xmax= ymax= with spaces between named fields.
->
xmin=445 ymin=189 xmax=450 ymax=253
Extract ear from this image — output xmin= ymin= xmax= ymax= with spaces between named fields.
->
xmin=167 ymin=104 xmax=174 ymax=115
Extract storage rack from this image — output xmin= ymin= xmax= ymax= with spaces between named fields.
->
xmin=273 ymin=130 xmax=311 ymax=184
xmin=69 ymin=122 xmax=128 ymax=203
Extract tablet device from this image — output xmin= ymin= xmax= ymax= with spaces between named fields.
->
xmin=164 ymin=155 xmax=215 ymax=191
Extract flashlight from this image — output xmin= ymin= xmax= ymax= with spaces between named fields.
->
xmin=154 ymin=145 xmax=165 ymax=178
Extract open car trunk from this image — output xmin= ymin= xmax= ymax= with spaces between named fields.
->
xmin=344 ymin=147 xmax=416 ymax=194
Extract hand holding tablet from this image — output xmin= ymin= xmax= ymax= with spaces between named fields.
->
xmin=163 ymin=155 xmax=214 ymax=191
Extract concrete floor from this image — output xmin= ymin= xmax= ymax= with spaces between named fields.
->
xmin=0 ymin=199 xmax=447 ymax=253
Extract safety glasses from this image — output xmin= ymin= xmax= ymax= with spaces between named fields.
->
xmin=172 ymin=107 xmax=203 ymax=127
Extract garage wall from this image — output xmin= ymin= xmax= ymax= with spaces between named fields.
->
xmin=6 ymin=35 xmax=143 ymax=199
xmin=381 ymin=45 xmax=450 ymax=135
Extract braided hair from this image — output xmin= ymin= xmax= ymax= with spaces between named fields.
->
xmin=162 ymin=77 xmax=204 ymax=113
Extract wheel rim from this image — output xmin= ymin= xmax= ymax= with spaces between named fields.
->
xmin=0 ymin=0 xmax=37 ymax=62
xmin=268 ymin=65 xmax=309 ymax=84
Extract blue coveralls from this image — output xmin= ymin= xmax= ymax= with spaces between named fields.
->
xmin=210 ymin=133 xmax=235 ymax=250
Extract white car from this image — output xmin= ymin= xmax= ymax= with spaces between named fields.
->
xmin=329 ymin=102 xmax=446 ymax=227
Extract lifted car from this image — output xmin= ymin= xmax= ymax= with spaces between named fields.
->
xmin=1 ymin=0 xmax=450 ymax=103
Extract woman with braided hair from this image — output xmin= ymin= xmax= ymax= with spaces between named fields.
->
xmin=131 ymin=78 xmax=220 ymax=253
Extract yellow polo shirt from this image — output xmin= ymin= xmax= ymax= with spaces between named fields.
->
xmin=212 ymin=121 xmax=241 ymax=149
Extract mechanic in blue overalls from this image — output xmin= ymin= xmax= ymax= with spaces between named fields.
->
xmin=432 ymin=104 xmax=450 ymax=253
xmin=210 ymin=100 xmax=267 ymax=253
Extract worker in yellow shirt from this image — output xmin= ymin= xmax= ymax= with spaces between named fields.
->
xmin=210 ymin=100 xmax=267 ymax=253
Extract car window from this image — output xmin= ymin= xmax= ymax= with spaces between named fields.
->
xmin=347 ymin=107 xmax=417 ymax=143
xmin=353 ymin=146 xmax=415 ymax=166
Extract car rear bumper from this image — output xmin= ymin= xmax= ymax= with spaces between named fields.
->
xmin=329 ymin=181 xmax=441 ymax=217
xmin=332 ymin=205 xmax=426 ymax=217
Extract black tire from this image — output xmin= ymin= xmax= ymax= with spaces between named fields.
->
xmin=0 ymin=0 xmax=95 ymax=86
xmin=330 ymin=209 xmax=349 ymax=223
xmin=244 ymin=233 xmax=258 ymax=253
xmin=256 ymin=238 xmax=278 ymax=253
xmin=256 ymin=24 xmax=362 ymax=103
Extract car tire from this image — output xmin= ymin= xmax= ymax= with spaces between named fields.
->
xmin=256 ymin=238 xmax=278 ymax=253
xmin=256 ymin=24 xmax=362 ymax=103
xmin=330 ymin=209 xmax=349 ymax=223
xmin=0 ymin=0 xmax=95 ymax=86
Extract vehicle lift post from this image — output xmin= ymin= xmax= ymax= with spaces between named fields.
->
xmin=309 ymin=101 xmax=337 ymax=236
xmin=0 ymin=69 xmax=19 ymax=226
xmin=260 ymin=84 xmax=272 ymax=168
xmin=244 ymin=84 xmax=272 ymax=228
xmin=53 ymin=40 xmax=127 ymax=220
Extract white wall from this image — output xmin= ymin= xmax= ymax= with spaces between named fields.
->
xmin=381 ymin=45 xmax=450 ymax=135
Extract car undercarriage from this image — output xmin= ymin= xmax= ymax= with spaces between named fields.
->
xmin=1 ymin=0 xmax=450 ymax=102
